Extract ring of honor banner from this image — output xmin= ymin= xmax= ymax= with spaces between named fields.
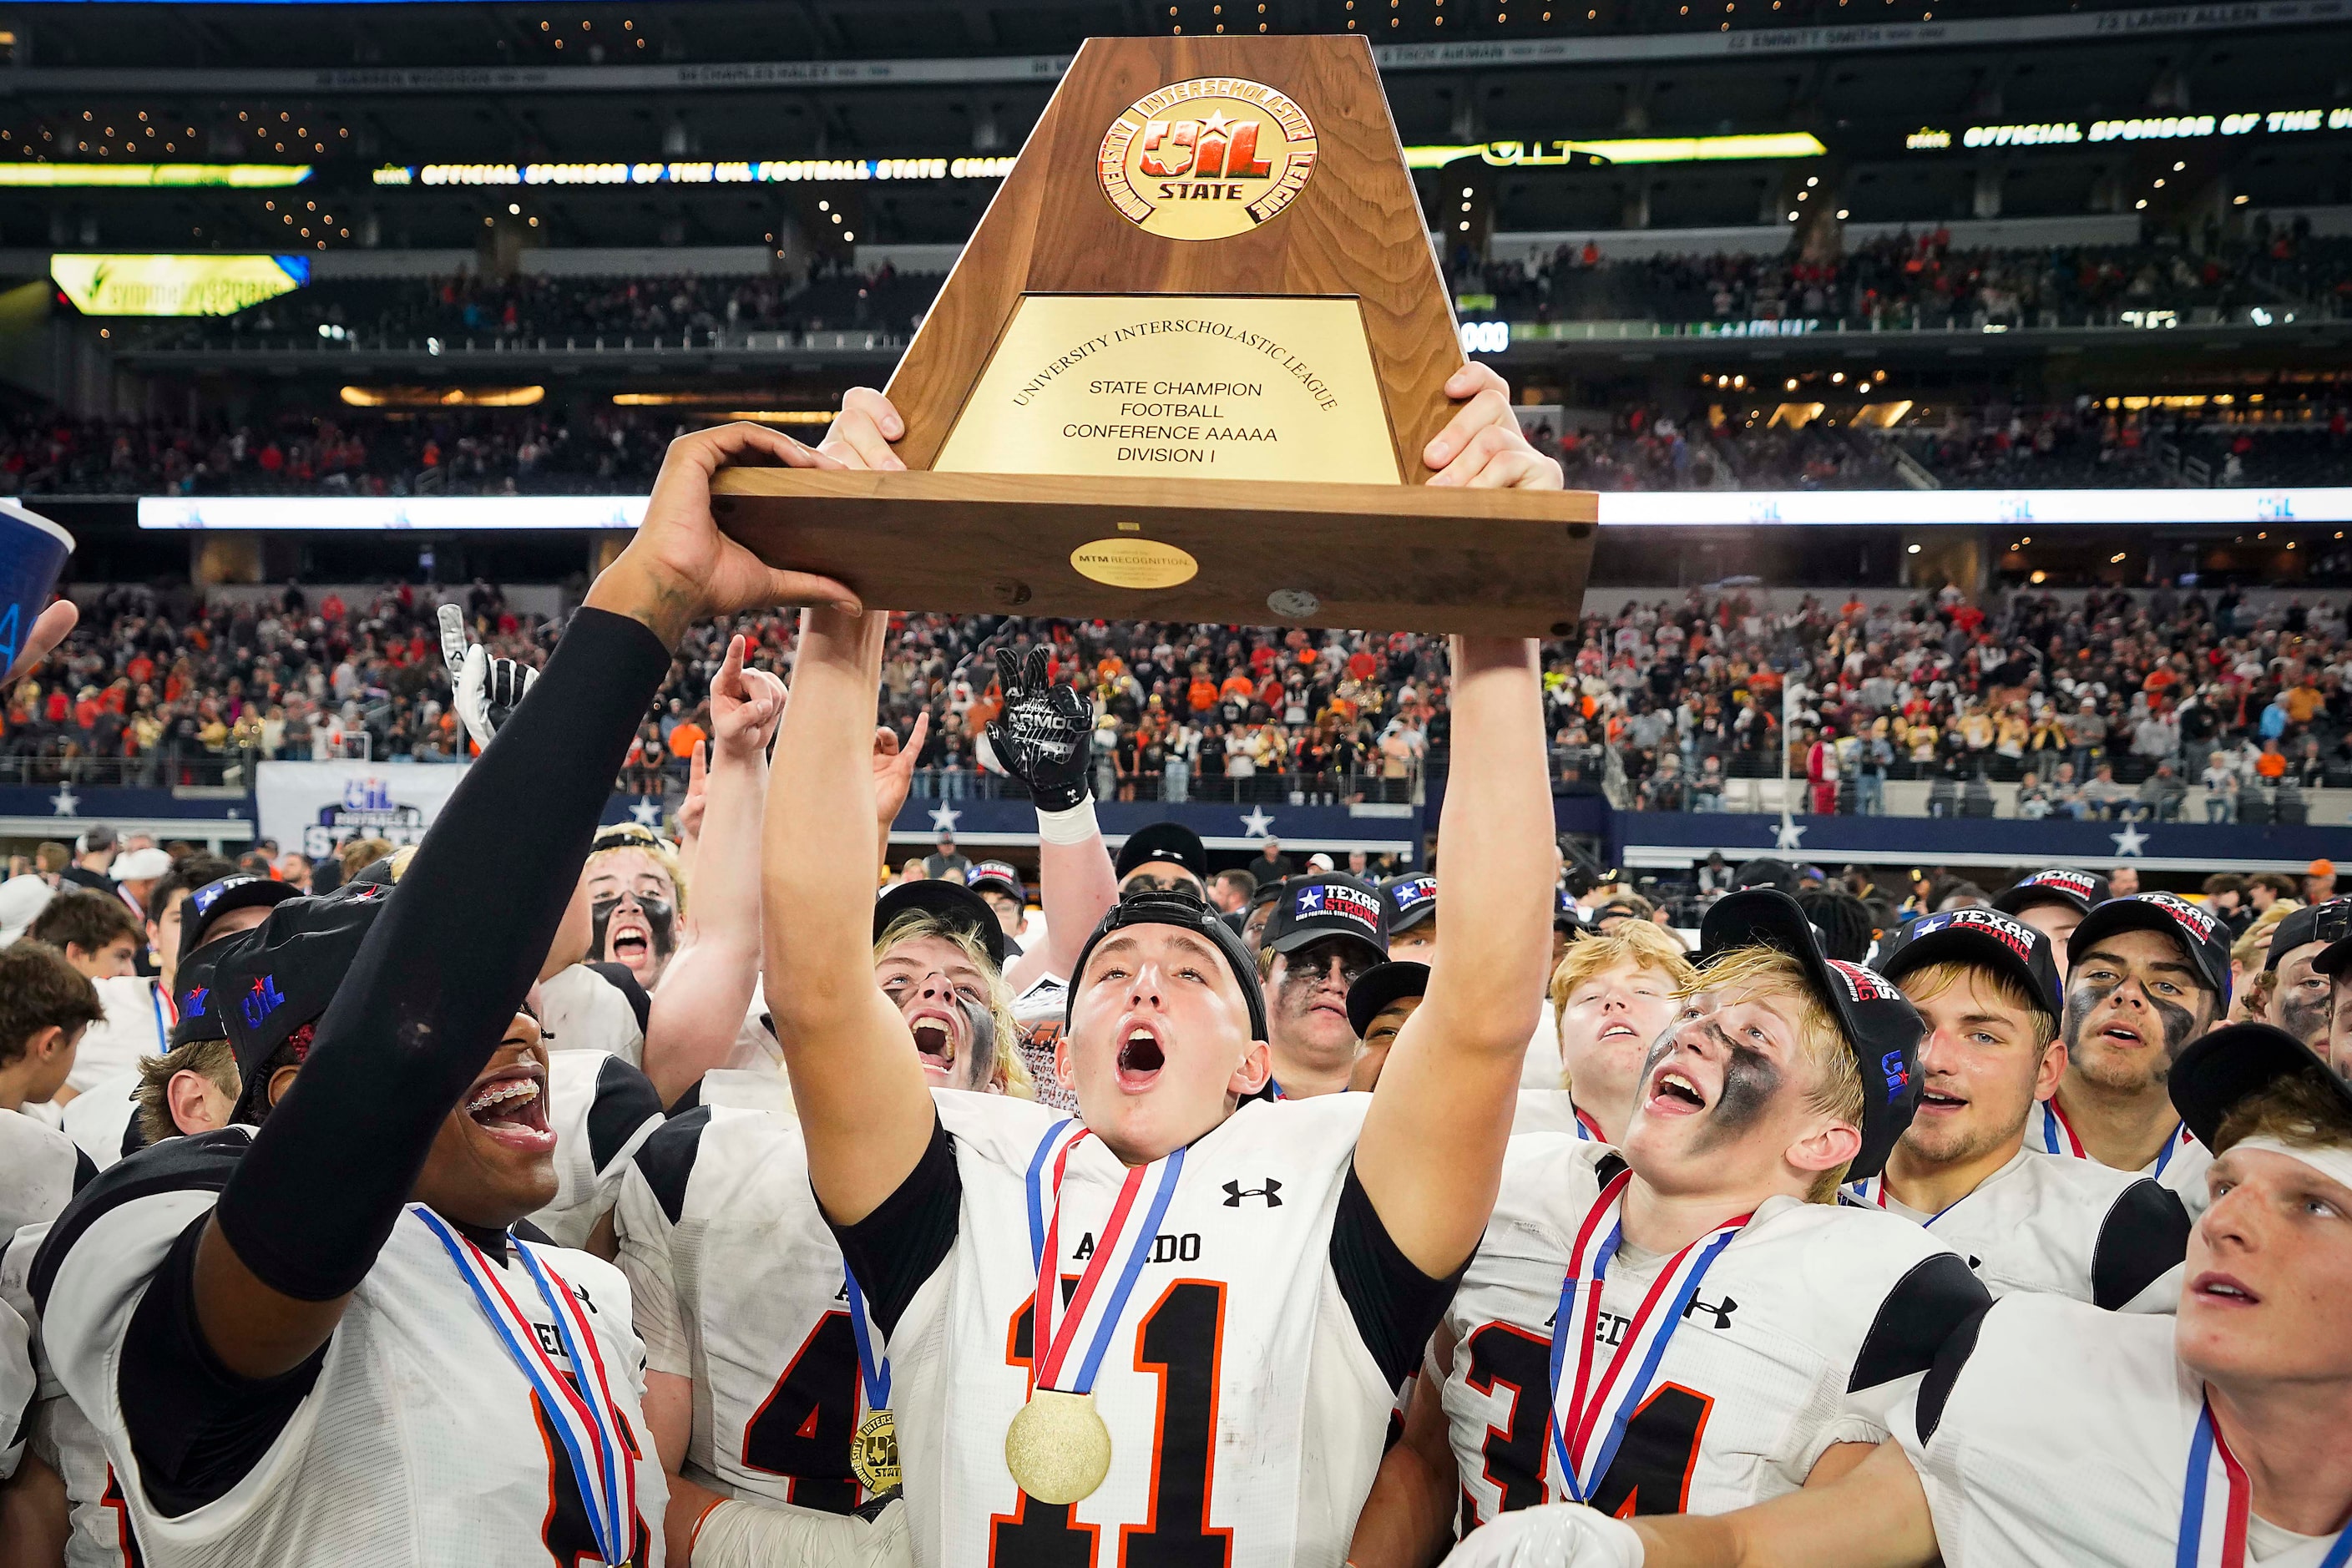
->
xmin=711 ymin=34 xmax=1596 ymax=635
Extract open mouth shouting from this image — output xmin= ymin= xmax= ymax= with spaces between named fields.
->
xmin=463 ymin=1063 xmax=554 ymax=1153
xmin=1646 ymin=1056 xmax=1711 ymax=1116
xmin=1115 ymin=1018 xmax=1167 ymax=1094
xmin=905 ymin=1007 xmax=963 ymax=1080
xmin=1916 ymin=1085 xmax=1969 ymax=1116
xmin=605 ymin=909 xmax=653 ymax=966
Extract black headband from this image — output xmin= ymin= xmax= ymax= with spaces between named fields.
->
xmin=1066 ymin=887 xmax=1269 ymax=1041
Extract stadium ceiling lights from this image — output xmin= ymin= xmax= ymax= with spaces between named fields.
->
xmin=0 ymin=163 xmax=311 ymax=187
xmin=137 ymin=488 xmax=2352 ymax=534
xmin=1907 ymin=106 xmax=2352 ymax=150
xmin=372 ymin=157 xmax=1017 ymax=188
xmin=1404 ymin=134 xmax=1826 ymax=168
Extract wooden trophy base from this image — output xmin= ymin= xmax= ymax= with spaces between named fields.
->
xmin=708 ymin=468 xmax=1596 ymax=636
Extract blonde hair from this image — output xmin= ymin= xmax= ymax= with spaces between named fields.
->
xmin=1895 ymin=959 xmax=2059 ymax=1056
xmin=586 ymin=836 xmax=688 ymax=918
xmin=134 ymin=1038 xmax=237 ymax=1146
xmin=2230 ymin=899 xmax=2301 ymax=970
xmin=873 ymin=912 xmax=1033 ymax=1099
xmin=2214 ymin=1070 xmax=2352 ymax=1157
xmin=1550 ymin=921 xmax=1697 ymax=1015
xmin=339 ymin=837 xmax=394 ymax=882
xmin=1687 ymin=945 xmax=1864 ymax=1203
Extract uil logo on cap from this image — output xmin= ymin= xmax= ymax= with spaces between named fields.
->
xmin=1915 ymin=908 xmax=2037 ymax=963
xmin=181 ymin=985 xmax=210 ymax=1018
xmin=1389 ymin=877 xmax=1437 ymax=913
xmin=191 ymin=876 xmax=258 ymax=919
xmin=1879 ymin=1050 xmax=1910 ymax=1102
xmin=1825 ymin=959 xmax=1900 ymax=1003
xmin=241 ymin=974 xmax=288 ymax=1030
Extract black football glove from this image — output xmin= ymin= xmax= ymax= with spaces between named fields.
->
xmin=980 ymin=647 xmax=1093 ymax=812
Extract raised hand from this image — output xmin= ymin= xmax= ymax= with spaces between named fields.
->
xmin=587 ymin=422 xmax=862 ymax=647
xmin=2 ymin=599 xmax=77 ymax=686
xmin=1423 ymin=362 xmax=1565 ymax=490
xmin=438 ymin=602 xmax=538 ymax=750
xmin=979 ymin=647 xmax=1093 ymax=812
xmin=708 ymin=633 xmax=788 ymax=759
xmin=873 ymin=710 xmax=930 ymax=832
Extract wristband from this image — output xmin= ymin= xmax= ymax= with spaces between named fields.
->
xmin=1035 ymin=798 xmax=1100 ymax=846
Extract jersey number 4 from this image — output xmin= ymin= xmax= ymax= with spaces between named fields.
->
xmin=1459 ymin=1323 xmax=1715 ymax=1530
xmin=989 ymin=1278 xmax=1233 ymax=1568
xmin=741 ymin=1309 xmax=862 ymax=1514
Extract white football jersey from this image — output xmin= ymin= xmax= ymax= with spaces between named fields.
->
xmin=1511 ymin=1090 xmax=1604 ymax=1141
xmin=1009 ymin=971 xmax=1076 ymax=1111
xmin=59 ymin=1068 xmax=144 ymax=1172
xmin=5 ymin=1222 xmax=144 ymax=1568
xmin=0 ymin=1292 xmax=28 ymax=1481
xmin=69 ymin=977 xmax=170 ymax=1096
xmin=542 ymin=960 xmax=650 ymax=1067
xmin=867 ymin=1090 xmax=1417 ymax=1568
xmin=2031 ymin=1098 xmax=2214 ymax=1214
xmin=1841 ymin=1149 xmax=2188 ymax=1312
xmin=2 ymin=1107 xmax=93 ymax=1242
xmin=529 ymin=1049 xmax=665 ymax=1251
xmin=35 ymin=1130 xmax=667 ymax=1566
xmin=1897 ymin=1295 xmax=2348 ymax=1567
xmin=1442 ymin=1138 xmax=1988 ymax=1532
xmin=615 ymin=1105 xmax=876 ymax=1512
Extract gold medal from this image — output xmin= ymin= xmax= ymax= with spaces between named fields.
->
xmin=850 ymin=1407 xmax=901 ymax=1494
xmin=1004 ymin=1388 xmax=1113 ymax=1505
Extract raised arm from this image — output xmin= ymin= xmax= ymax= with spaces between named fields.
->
xmin=643 ymin=633 xmax=786 ymax=1104
xmin=195 ymin=424 xmax=857 ymax=1379
xmin=1358 ymin=362 xmax=1564 ymax=1278
xmin=980 ymin=645 xmax=1119 ymax=992
xmin=764 ymin=607 xmax=937 ymax=1224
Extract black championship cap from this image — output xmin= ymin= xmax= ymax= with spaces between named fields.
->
xmin=1115 ymin=822 xmax=1208 ymax=885
xmin=1699 ymin=888 xmax=1925 ymax=1181
xmin=1993 ymin=867 xmax=2108 ymax=919
xmin=1554 ymin=886 xmax=1584 ymax=933
xmin=166 ymin=928 xmax=250 ymax=1048
xmin=873 ymin=878 xmax=1009 ymax=969
xmin=1347 ymin=960 xmax=1431 ymax=1039
xmin=1382 ymin=874 xmax=1439 ymax=935
xmin=968 ymin=860 xmax=1026 ymax=903
xmin=1068 ymin=886 xmax=1267 ymax=1041
xmin=2068 ymin=893 xmax=2233 ymax=1004
xmin=1874 ymin=905 xmax=2063 ymax=1019
xmin=2264 ymin=898 xmax=2352 ymax=972
xmin=214 ymin=880 xmax=397 ymax=1116
xmin=178 ymin=873 xmax=301 ymax=967
xmin=1262 ymin=874 xmax=1388 ymax=964
xmin=2170 ymin=1022 xmax=2352 ymax=1151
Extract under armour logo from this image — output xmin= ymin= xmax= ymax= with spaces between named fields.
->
xmin=1682 ymin=1294 xmax=1737 ymax=1331
xmin=1222 ymin=1178 xmax=1282 ymax=1207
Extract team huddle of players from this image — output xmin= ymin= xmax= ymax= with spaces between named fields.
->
xmin=1 ymin=377 xmax=2348 ymax=1568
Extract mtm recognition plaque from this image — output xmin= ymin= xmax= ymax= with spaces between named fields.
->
xmin=711 ymin=34 xmax=1597 ymax=635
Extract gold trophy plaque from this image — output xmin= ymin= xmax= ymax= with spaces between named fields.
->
xmin=711 ymin=34 xmax=1597 ymax=635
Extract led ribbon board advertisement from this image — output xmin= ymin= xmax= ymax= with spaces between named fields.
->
xmin=52 ymin=254 xmax=311 ymax=316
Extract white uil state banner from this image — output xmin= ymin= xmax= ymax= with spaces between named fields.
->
xmin=255 ymin=761 xmax=473 ymax=860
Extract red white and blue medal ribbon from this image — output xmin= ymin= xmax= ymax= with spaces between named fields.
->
xmin=1572 ymin=1103 xmax=1606 ymax=1143
xmin=2040 ymin=1099 xmax=2193 ymax=1175
xmin=1023 ymin=1118 xmax=1186 ymax=1395
xmin=1545 ymin=1170 xmax=1748 ymax=1505
xmin=1841 ymin=1174 xmax=1953 ymax=1225
xmin=842 ymin=1267 xmax=890 ymax=1413
xmin=415 ymin=1207 xmax=636 ymax=1566
xmin=2178 ymin=1399 xmax=2352 ymax=1568
xmin=151 ymin=981 xmax=176 ymax=1052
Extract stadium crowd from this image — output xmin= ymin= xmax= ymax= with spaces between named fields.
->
xmin=0 ymin=389 xmax=2350 ymax=1568
xmin=1451 ymin=220 xmax=2352 ymax=329
xmin=10 ymin=564 xmax=2352 ymax=830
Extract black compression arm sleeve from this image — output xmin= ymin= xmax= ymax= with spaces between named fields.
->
xmin=215 ymin=606 xmax=671 ymax=1300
